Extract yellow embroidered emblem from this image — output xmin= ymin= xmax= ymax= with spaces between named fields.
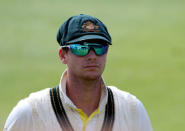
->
xmin=81 ymin=21 xmax=100 ymax=32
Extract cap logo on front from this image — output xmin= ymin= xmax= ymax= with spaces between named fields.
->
xmin=81 ymin=21 xmax=100 ymax=32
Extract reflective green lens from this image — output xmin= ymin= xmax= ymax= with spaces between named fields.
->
xmin=93 ymin=44 xmax=108 ymax=55
xmin=68 ymin=43 xmax=108 ymax=56
xmin=70 ymin=44 xmax=89 ymax=56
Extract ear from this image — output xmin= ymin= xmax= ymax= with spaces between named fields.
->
xmin=59 ymin=48 xmax=68 ymax=64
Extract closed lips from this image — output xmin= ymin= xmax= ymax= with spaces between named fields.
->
xmin=84 ymin=65 xmax=99 ymax=68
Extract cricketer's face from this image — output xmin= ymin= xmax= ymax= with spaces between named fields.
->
xmin=59 ymin=45 xmax=108 ymax=81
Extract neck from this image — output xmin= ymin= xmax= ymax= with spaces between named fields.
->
xmin=66 ymin=74 xmax=102 ymax=116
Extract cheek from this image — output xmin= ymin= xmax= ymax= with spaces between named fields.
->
xmin=98 ymin=56 xmax=107 ymax=71
xmin=66 ymin=55 xmax=83 ymax=68
xmin=100 ymin=55 xmax=107 ymax=65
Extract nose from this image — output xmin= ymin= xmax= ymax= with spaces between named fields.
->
xmin=87 ymin=48 xmax=97 ymax=60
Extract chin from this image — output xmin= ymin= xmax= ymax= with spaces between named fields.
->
xmin=83 ymin=72 xmax=101 ymax=80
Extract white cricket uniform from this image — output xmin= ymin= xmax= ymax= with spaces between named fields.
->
xmin=4 ymin=70 xmax=153 ymax=131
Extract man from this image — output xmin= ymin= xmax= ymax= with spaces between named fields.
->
xmin=4 ymin=14 xmax=152 ymax=131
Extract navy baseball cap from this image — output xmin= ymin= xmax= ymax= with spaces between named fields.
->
xmin=56 ymin=14 xmax=112 ymax=46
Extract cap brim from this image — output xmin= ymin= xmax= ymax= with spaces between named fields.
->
xmin=66 ymin=35 xmax=112 ymax=45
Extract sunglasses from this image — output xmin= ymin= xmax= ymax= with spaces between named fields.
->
xmin=61 ymin=42 xmax=108 ymax=56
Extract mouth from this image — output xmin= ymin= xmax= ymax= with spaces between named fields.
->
xmin=83 ymin=64 xmax=99 ymax=70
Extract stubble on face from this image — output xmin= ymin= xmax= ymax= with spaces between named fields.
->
xmin=66 ymin=50 xmax=107 ymax=81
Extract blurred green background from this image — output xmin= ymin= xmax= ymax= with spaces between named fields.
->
xmin=0 ymin=0 xmax=185 ymax=130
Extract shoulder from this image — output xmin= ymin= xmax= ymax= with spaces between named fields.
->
xmin=27 ymin=88 xmax=50 ymax=101
xmin=108 ymin=86 xmax=152 ymax=131
xmin=108 ymin=86 xmax=149 ymax=112
xmin=108 ymin=86 xmax=146 ymax=112
xmin=4 ymin=99 xmax=33 ymax=131
xmin=18 ymin=88 xmax=51 ymax=111
xmin=4 ymin=88 xmax=51 ymax=131
xmin=108 ymin=86 xmax=138 ymax=105
xmin=25 ymin=88 xmax=53 ymax=121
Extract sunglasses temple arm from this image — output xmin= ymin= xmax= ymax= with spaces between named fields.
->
xmin=60 ymin=45 xmax=70 ymax=48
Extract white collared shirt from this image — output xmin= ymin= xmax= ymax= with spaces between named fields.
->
xmin=4 ymin=70 xmax=152 ymax=131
